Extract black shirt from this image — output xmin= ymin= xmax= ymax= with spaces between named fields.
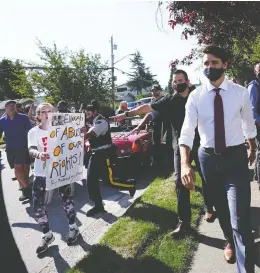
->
xmin=151 ymin=86 xmax=200 ymax=151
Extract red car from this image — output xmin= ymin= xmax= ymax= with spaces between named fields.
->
xmin=84 ymin=121 xmax=154 ymax=178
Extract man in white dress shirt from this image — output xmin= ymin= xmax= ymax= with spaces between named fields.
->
xmin=179 ymin=45 xmax=256 ymax=273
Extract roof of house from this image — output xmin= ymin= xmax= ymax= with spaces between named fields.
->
xmin=115 ymin=91 xmax=136 ymax=100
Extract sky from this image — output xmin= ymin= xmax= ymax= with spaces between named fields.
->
xmin=0 ymin=0 xmax=203 ymax=88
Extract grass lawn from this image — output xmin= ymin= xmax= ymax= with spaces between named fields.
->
xmin=68 ymin=171 xmax=204 ymax=273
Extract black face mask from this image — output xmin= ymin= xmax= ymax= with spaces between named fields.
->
xmin=175 ymin=82 xmax=188 ymax=93
xmin=203 ymin=67 xmax=224 ymax=82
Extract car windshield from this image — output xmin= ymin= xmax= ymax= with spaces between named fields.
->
xmin=127 ymin=102 xmax=135 ymax=107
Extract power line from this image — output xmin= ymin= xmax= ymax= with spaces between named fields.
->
xmin=114 ymin=67 xmax=134 ymax=77
xmin=0 ymin=65 xmax=111 ymax=74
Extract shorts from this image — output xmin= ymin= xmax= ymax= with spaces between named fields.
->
xmin=6 ymin=147 xmax=31 ymax=169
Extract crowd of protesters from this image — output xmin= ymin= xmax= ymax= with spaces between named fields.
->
xmin=1 ymin=45 xmax=260 ymax=273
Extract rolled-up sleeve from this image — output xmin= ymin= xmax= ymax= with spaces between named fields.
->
xmin=179 ymin=92 xmax=198 ymax=150
xmin=241 ymin=89 xmax=257 ymax=139
xmin=248 ymin=83 xmax=260 ymax=123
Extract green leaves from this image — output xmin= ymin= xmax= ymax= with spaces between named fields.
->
xmin=0 ymin=59 xmax=34 ymax=100
xmin=30 ymin=41 xmax=112 ymax=106
xmin=127 ymin=51 xmax=158 ymax=95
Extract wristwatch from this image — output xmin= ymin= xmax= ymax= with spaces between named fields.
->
xmin=125 ymin=111 xmax=130 ymax=117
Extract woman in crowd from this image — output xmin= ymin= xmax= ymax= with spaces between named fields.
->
xmin=28 ymin=103 xmax=80 ymax=255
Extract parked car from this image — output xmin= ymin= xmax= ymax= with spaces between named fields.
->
xmin=84 ymin=120 xmax=153 ymax=180
xmin=127 ymin=101 xmax=138 ymax=110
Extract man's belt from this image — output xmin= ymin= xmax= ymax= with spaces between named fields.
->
xmin=203 ymin=143 xmax=245 ymax=155
xmin=91 ymin=144 xmax=112 ymax=152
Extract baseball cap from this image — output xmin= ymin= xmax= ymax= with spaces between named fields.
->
xmin=16 ymin=103 xmax=23 ymax=108
xmin=5 ymin=100 xmax=16 ymax=106
xmin=151 ymin=85 xmax=161 ymax=91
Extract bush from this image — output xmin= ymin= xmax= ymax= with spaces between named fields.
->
xmin=100 ymin=104 xmax=115 ymax=118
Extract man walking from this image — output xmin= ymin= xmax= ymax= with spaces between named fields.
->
xmin=111 ymin=70 xmax=214 ymax=236
xmin=248 ymin=61 xmax=260 ymax=189
xmin=0 ymin=100 xmax=32 ymax=201
xmin=179 ymin=45 xmax=256 ymax=272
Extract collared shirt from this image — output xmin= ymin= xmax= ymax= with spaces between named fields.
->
xmin=248 ymin=79 xmax=260 ymax=123
xmin=0 ymin=113 xmax=32 ymax=149
xmin=91 ymin=114 xmax=109 ymax=137
xmin=151 ymin=86 xmax=199 ymax=150
xmin=179 ymin=79 xmax=256 ymax=150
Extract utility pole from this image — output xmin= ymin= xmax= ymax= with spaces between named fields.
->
xmin=110 ymin=35 xmax=116 ymax=110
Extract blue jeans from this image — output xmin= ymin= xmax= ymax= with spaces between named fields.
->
xmin=198 ymin=145 xmax=254 ymax=273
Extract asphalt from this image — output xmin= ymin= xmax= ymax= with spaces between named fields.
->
xmin=2 ymin=151 xmax=151 ymax=273
xmin=190 ymin=165 xmax=260 ymax=273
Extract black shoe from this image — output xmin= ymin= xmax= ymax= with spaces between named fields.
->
xmin=67 ymin=228 xmax=80 ymax=246
xmin=129 ymin=187 xmax=136 ymax=197
xmin=205 ymin=211 xmax=217 ymax=223
xmin=21 ymin=187 xmax=32 ymax=201
xmin=19 ymin=190 xmax=27 ymax=202
xmin=36 ymin=233 xmax=55 ymax=255
xmin=169 ymin=222 xmax=191 ymax=238
xmin=86 ymin=206 xmax=106 ymax=217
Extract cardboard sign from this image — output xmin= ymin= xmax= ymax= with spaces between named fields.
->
xmin=46 ymin=113 xmax=85 ymax=190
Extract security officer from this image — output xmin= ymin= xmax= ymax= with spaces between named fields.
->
xmin=82 ymin=100 xmax=136 ymax=217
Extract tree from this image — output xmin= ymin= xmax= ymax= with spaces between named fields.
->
xmin=165 ymin=2 xmax=260 ymax=82
xmin=168 ymin=67 xmax=175 ymax=94
xmin=30 ymin=41 xmax=112 ymax=107
xmin=127 ymin=51 xmax=158 ymax=95
xmin=0 ymin=59 xmax=34 ymax=100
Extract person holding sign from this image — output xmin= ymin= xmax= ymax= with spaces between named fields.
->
xmin=28 ymin=103 xmax=80 ymax=255
xmin=82 ymin=100 xmax=136 ymax=217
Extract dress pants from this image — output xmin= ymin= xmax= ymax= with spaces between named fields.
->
xmin=198 ymin=144 xmax=254 ymax=273
xmin=174 ymin=147 xmax=214 ymax=226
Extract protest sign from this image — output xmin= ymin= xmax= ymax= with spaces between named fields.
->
xmin=46 ymin=113 xmax=85 ymax=190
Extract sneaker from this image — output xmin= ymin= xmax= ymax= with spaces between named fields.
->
xmin=19 ymin=190 xmax=27 ymax=202
xmin=36 ymin=233 xmax=55 ymax=255
xmin=86 ymin=206 xmax=106 ymax=217
xmin=19 ymin=187 xmax=32 ymax=201
xmin=67 ymin=228 xmax=80 ymax=246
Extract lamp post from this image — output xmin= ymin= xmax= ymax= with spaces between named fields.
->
xmin=110 ymin=35 xmax=134 ymax=110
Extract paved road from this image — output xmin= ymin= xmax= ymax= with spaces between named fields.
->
xmin=190 ymin=164 xmax=260 ymax=273
xmin=2 ymin=150 xmax=150 ymax=273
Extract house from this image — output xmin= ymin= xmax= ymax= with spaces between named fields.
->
xmin=116 ymin=83 xmax=151 ymax=97
xmin=115 ymin=91 xmax=136 ymax=103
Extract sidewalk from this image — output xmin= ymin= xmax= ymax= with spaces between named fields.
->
xmin=190 ymin=178 xmax=260 ymax=273
xmin=1 ymin=151 xmax=151 ymax=273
